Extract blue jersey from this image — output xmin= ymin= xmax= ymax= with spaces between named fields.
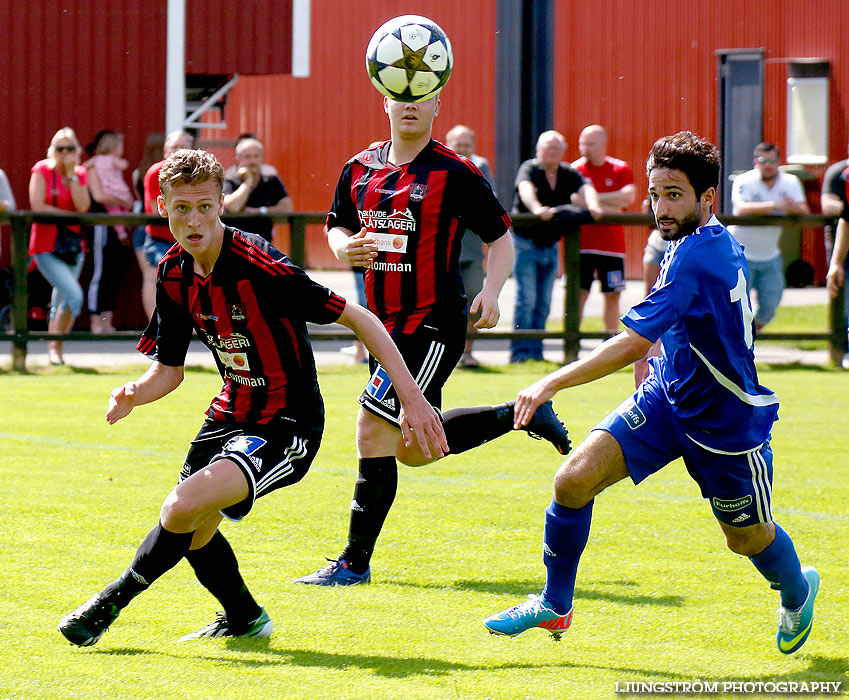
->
xmin=622 ymin=216 xmax=779 ymax=452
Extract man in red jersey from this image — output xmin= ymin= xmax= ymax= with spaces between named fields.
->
xmin=295 ymin=95 xmax=573 ymax=587
xmin=58 ymin=148 xmax=446 ymax=647
xmin=572 ymin=125 xmax=636 ymax=333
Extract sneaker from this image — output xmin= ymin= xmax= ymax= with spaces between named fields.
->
xmin=776 ymin=566 xmax=820 ymax=654
xmin=293 ymin=558 xmax=371 ymax=586
xmin=58 ymin=593 xmax=121 ymax=647
xmin=484 ymin=594 xmax=573 ymax=641
xmin=522 ymin=401 xmax=572 ymax=455
xmin=179 ymin=606 xmax=273 ymax=641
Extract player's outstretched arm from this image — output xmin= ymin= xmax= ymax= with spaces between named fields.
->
xmin=472 ymin=234 xmax=514 ymax=329
xmin=327 ymin=226 xmax=377 ymax=267
xmin=514 ymin=328 xmax=653 ymax=429
xmin=336 ymin=302 xmax=448 ymax=459
xmin=106 ymin=361 xmax=184 ymax=425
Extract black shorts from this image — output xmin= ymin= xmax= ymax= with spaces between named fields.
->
xmin=180 ymin=417 xmax=321 ymax=521
xmin=579 ymin=253 xmax=626 ymax=293
xmin=359 ymin=324 xmax=464 ymax=425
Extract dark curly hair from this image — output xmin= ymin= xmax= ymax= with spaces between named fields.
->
xmin=646 ymin=131 xmax=721 ymax=199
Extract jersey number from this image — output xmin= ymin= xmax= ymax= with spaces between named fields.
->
xmin=729 ymin=268 xmax=755 ymax=349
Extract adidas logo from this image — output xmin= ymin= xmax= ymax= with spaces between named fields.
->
xmin=731 ymin=513 xmax=750 ymax=523
xmin=543 ymin=543 xmax=556 ymax=558
xmin=350 ymin=500 xmax=364 ymax=512
xmin=165 ymin=266 xmax=182 ymax=279
xmin=380 ymin=397 xmax=396 ymax=410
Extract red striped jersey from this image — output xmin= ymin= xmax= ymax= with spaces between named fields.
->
xmin=137 ymin=227 xmax=346 ymax=432
xmin=327 ymin=139 xmax=511 ymax=335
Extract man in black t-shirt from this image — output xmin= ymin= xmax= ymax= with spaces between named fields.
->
xmin=57 ymin=148 xmax=445 ymax=647
xmin=223 ymin=137 xmax=292 ymax=241
xmin=294 ymin=95 xmax=574 ymax=589
xmin=511 ymin=130 xmax=601 ymax=362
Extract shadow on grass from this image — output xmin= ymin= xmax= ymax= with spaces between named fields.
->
xmin=67 ymin=366 xmax=101 ymax=375
xmin=90 ymin=645 xmax=845 ymax=685
xmin=200 ymin=644 xmax=694 ymax=681
xmin=454 ymin=364 xmax=503 ymax=374
xmin=391 ymin=578 xmax=685 ymax=607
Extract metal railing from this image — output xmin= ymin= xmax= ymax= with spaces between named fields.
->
xmin=1 ymin=211 xmax=846 ymax=371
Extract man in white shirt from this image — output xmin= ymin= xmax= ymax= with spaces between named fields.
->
xmin=730 ymin=143 xmax=809 ymax=329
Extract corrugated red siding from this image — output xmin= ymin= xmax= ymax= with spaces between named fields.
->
xmin=554 ymin=0 xmax=849 ymax=280
xmin=0 ymin=0 xmax=167 ymax=268
xmin=4 ymin=1 xmax=849 ymax=280
xmin=0 ymin=0 xmax=293 ymax=268
xmin=215 ymin=0 xmax=849 ymax=275
xmin=186 ymin=0 xmax=292 ymax=75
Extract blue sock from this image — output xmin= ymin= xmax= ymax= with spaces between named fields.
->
xmin=749 ymin=523 xmax=808 ymax=610
xmin=541 ymin=498 xmax=593 ymax=615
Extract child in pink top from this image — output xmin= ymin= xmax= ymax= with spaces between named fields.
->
xmin=85 ymin=131 xmax=134 ymax=239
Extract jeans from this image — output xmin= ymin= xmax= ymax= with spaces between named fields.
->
xmin=747 ymin=255 xmax=784 ymax=327
xmin=143 ymin=234 xmax=173 ymax=268
xmin=33 ymin=251 xmax=84 ymax=319
xmin=511 ymin=234 xmax=558 ymax=361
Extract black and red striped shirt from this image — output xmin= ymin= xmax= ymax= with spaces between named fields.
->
xmin=327 ymin=139 xmax=511 ymax=335
xmin=137 ymin=227 xmax=346 ymax=432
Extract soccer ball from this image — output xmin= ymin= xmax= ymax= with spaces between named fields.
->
xmin=365 ymin=15 xmax=453 ymax=103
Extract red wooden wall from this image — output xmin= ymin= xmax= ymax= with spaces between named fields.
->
xmin=198 ymin=0 xmax=499 ymax=268
xmin=553 ymin=0 xmax=849 ymax=280
xmin=212 ymin=0 xmax=849 ymax=277
xmin=4 ymin=0 xmax=849 ymax=280
xmin=0 ymin=0 xmax=293 ymax=267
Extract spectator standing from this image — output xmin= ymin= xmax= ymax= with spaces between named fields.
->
xmin=28 ymin=127 xmax=91 ymax=365
xmin=640 ymin=197 xmax=666 ymax=295
xmin=131 ymin=132 xmax=165 ymax=320
xmin=572 ymin=125 xmax=636 ymax=332
xmin=826 ymin=178 xmax=849 ymax=370
xmin=142 ymin=130 xmax=195 ymax=279
xmin=729 ymin=143 xmax=809 ymax=330
xmin=445 ymin=124 xmax=495 ymax=367
xmin=821 ymin=146 xmax=849 ymax=354
xmin=223 ymin=137 xmax=292 ymax=242
xmin=511 ymin=130 xmax=601 ymax=363
xmin=0 ymin=166 xmax=16 ymax=263
xmin=85 ymin=130 xmax=135 ymax=333
xmin=820 ymin=141 xmax=848 ymax=221
xmin=0 ymin=167 xmax=15 ymax=212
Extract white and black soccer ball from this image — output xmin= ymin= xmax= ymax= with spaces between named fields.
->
xmin=365 ymin=15 xmax=453 ymax=103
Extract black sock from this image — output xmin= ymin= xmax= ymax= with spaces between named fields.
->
xmin=107 ymin=522 xmax=194 ymax=609
xmin=185 ymin=531 xmax=261 ymax=633
xmin=340 ymin=456 xmax=398 ymax=574
xmin=441 ymin=402 xmax=515 ymax=454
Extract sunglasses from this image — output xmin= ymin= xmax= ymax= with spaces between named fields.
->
xmin=756 ymin=156 xmax=779 ymax=164
xmin=54 ymin=145 xmax=77 ymax=153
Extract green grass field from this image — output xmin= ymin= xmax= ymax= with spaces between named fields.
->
xmin=1 ymin=362 xmax=847 ymax=700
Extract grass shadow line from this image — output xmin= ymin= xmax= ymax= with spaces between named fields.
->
xmin=389 ymin=578 xmax=684 ymax=607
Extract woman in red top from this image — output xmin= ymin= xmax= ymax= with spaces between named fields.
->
xmin=28 ymin=127 xmax=91 ymax=365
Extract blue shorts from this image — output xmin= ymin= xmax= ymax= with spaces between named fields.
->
xmin=595 ymin=372 xmax=774 ymax=527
